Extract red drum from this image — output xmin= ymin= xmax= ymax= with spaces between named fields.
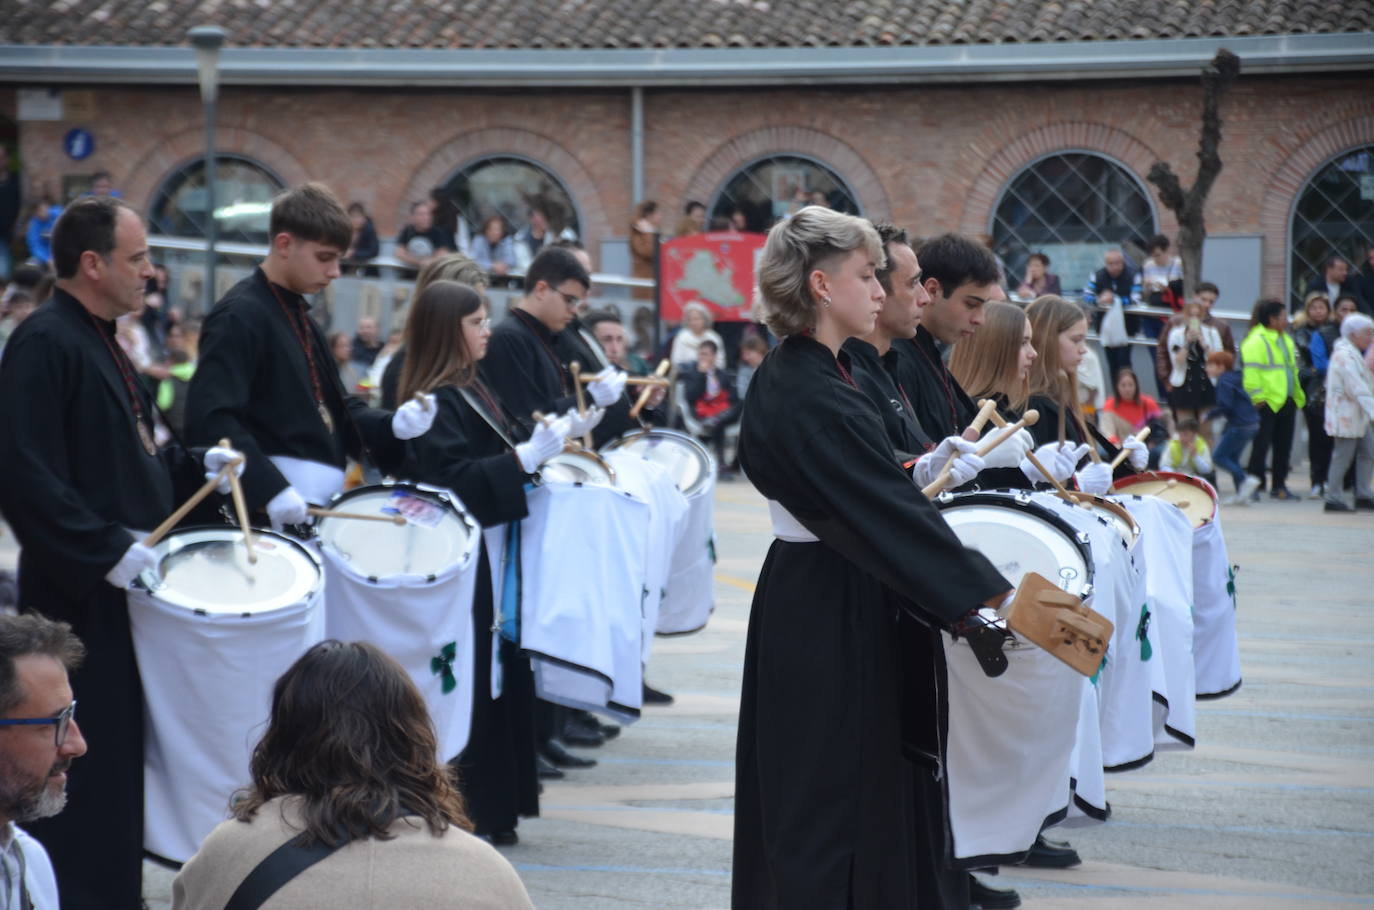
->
xmin=1111 ymin=471 xmax=1218 ymax=528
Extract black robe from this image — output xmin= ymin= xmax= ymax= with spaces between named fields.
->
xmin=402 ymin=382 xmax=540 ymax=834
xmin=732 ymin=335 xmax=1010 ymax=909
xmin=1024 ymin=393 xmax=1134 ymax=482
xmin=185 ymin=268 xmax=404 ymax=508
xmin=0 ymin=289 xmax=210 ymax=909
xmin=843 ymin=337 xmax=935 ymax=463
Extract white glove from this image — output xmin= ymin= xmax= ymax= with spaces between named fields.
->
xmin=105 ymin=542 xmax=157 ymax=589
xmin=203 ymin=445 xmax=244 ymax=495
xmin=1020 ymin=442 xmax=1089 ymax=485
xmin=266 ymin=486 xmax=309 ymax=531
xmin=564 ymin=406 xmax=604 ymax=438
xmin=1074 ymin=461 xmax=1114 ymax=495
xmin=978 ymin=427 xmax=1033 ymax=469
xmin=912 ymin=436 xmax=985 ymax=488
xmin=516 ymin=415 xmax=573 ymax=474
xmin=1122 ymin=435 xmax=1149 ymax=471
xmin=391 ymin=393 xmax=437 ymax=440
xmin=586 ymin=368 xmax=628 ymax=407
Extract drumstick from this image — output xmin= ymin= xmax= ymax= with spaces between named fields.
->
xmin=218 ymin=438 xmax=256 ymax=564
xmin=1070 ymin=406 xmax=1103 ymax=463
xmin=921 ymin=409 xmax=1040 ymax=498
xmin=928 ymin=399 xmax=999 ymax=481
xmin=142 ymin=462 xmax=239 ymax=549
xmin=570 ymin=362 xmax=592 ymax=449
xmin=576 ymin=374 xmax=671 ymax=388
xmin=1108 ymin=426 xmax=1151 ymax=470
xmin=306 ymin=507 xmax=407 ymax=526
xmin=985 ymin=410 xmax=1074 ymax=499
xmin=629 ymin=359 xmax=671 ymax=420
xmin=413 ymin=391 xmax=431 ymax=410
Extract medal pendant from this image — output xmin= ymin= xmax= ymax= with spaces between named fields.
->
xmin=137 ymin=420 xmax=157 ymax=456
xmin=318 ymin=401 xmax=335 ymax=433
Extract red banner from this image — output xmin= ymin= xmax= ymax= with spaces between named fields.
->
xmin=657 ymin=231 xmax=768 ymax=322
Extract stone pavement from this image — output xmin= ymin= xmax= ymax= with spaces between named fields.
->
xmin=5 ymin=475 xmax=1374 ymax=907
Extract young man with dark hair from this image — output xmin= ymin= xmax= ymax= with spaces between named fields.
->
xmin=682 ymin=338 xmax=741 ymax=474
xmin=187 ymin=183 xmax=436 ymax=528
xmin=0 ymin=196 xmax=240 ymax=908
xmin=0 ymin=613 xmax=89 ymax=910
xmin=394 ymin=200 xmax=455 ymax=269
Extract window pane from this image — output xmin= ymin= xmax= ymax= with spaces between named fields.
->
xmin=150 ymin=156 xmax=284 ymax=245
xmin=709 ymin=156 xmax=860 ymax=233
xmin=1289 ymin=146 xmax=1374 ymax=309
xmin=440 ymin=157 xmax=580 ymax=247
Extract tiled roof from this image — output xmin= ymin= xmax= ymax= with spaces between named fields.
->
xmin=4 ymin=0 xmax=1372 ymax=49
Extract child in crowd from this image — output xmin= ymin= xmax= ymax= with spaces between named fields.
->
xmin=1204 ymin=350 xmax=1261 ymax=504
xmin=1160 ymin=417 xmax=1215 ymax=487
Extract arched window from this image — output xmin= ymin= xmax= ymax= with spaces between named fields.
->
xmin=991 ymin=152 xmax=1157 ymax=297
xmin=709 ymin=155 xmax=861 ymax=233
xmin=439 ymin=156 xmax=581 ymax=250
xmin=149 ymin=155 xmax=285 ymax=245
xmin=1289 ymin=144 xmax=1374 ymax=309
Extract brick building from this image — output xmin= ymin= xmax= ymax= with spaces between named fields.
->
xmin=2 ymin=1 xmax=1372 ymax=309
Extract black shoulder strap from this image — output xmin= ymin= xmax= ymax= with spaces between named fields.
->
xmin=223 ymin=834 xmax=341 ymax=910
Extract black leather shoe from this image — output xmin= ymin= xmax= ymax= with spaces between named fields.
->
xmin=541 ymin=738 xmax=597 ymax=768
xmin=561 ymin=722 xmax=605 ymax=747
xmin=968 ymin=874 xmax=1021 ymax=909
xmin=597 ymin=720 xmax=621 ymax=740
xmin=489 ymin=829 xmax=518 ymax=846
xmin=1355 ymin=497 xmax=1374 ymax=510
xmin=1325 ymin=501 xmax=1356 ymax=513
xmin=1019 ymin=833 xmax=1082 ymax=868
xmin=535 ymin=752 xmax=564 ymax=779
xmin=643 ymin=682 xmax=675 ymax=705
xmin=564 ymin=710 xmax=613 ymax=746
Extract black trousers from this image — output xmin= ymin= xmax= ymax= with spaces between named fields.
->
xmin=1247 ymin=399 xmax=1297 ymax=491
xmin=1304 ymin=403 xmax=1334 ymax=486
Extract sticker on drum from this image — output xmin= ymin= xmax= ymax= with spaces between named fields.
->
xmin=138 ymin=526 xmax=321 ymax=614
xmin=1111 ymin=471 xmax=1218 ymax=528
xmin=540 ymin=449 xmax=616 ymax=486
xmin=318 ymin=483 xmax=475 ymax=580
xmin=935 ymin=491 xmax=1094 ymax=599
xmin=600 ymin=429 xmax=713 ymax=497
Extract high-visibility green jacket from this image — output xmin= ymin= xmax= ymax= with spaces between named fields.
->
xmin=1240 ymin=325 xmax=1304 ymax=411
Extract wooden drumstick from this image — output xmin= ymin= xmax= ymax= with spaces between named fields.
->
xmin=1070 ymin=406 xmax=1103 ymax=463
xmin=218 ymin=437 xmax=256 ymax=564
xmin=142 ymin=461 xmax=240 ymax=549
xmin=570 ymin=362 xmax=592 ymax=449
xmin=927 ymin=399 xmax=999 ymax=481
xmin=306 ymin=507 xmax=407 ymax=525
xmin=577 ymin=374 xmax=670 ymax=388
xmin=985 ymin=410 xmax=1074 ymax=498
xmin=629 ymin=359 xmax=671 ymax=421
xmin=921 ymin=409 xmax=1040 ymax=498
xmin=1108 ymin=426 xmax=1151 ymax=470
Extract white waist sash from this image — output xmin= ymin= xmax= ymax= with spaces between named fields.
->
xmin=270 ymin=455 xmax=346 ymax=505
xmin=767 ymin=500 xmax=819 ymax=543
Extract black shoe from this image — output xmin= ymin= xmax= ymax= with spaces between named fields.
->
xmin=1019 ymin=833 xmax=1082 ymax=868
xmin=535 ymin=752 xmax=564 ymax=779
xmin=561 ymin=721 xmax=606 ymax=747
xmin=565 ymin=710 xmax=617 ymax=744
xmin=1269 ymin=486 xmax=1294 ymax=500
xmin=968 ymin=874 xmax=1021 ymax=909
xmin=597 ymin=720 xmax=621 ymax=740
xmin=643 ymin=682 xmax=675 ymax=705
xmin=541 ymin=738 xmax=597 ymax=769
xmin=1355 ymin=498 xmax=1374 ymax=511
xmin=489 ymin=829 xmax=518 ymax=846
xmin=1325 ymin=501 xmax=1356 ymax=513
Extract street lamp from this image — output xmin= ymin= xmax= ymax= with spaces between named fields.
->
xmin=189 ymin=25 xmax=226 ymax=316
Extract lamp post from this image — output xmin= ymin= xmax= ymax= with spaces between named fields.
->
xmin=189 ymin=26 xmax=226 ymax=316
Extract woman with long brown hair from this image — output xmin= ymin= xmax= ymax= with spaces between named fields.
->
xmin=397 ymin=280 xmax=574 ymax=846
xmin=172 ymin=640 xmax=534 ymax=907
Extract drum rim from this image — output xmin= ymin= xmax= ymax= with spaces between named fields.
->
xmin=1062 ymin=490 xmax=1141 ymax=547
xmin=934 ymin=489 xmax=1095 ymax=595
xmin=599 ymin=428 xmax=715 ymax=495
xmin=318 ymin=480 xmax=480 ymax=577
xmin=137 ymin=524 xmax=323 ymax=613
xmin=541 ymin=447 xmax=617 ymax=485
xmin=1110 ymin=470 xmax=1218 ymax=522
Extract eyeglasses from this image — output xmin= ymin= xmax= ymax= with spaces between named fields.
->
xmin=469 ymin=318 xmax=492 ymax=330
xmin=0 ymin=700 xmax=77 ymax=748
xmin=558 ymin=290 xmax=583 ymax=309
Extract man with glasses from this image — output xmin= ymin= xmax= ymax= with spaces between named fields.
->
xmin=0 ymin=613 xmax=88 ymax=910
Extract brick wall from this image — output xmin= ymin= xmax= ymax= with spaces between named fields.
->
xmin=9 ymin=73 xmax=1372 ymax=298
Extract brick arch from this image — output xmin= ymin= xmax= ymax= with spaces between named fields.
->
xmin=400 ymin=128 xmax=610 ymax=255
xmin=681 ymin=126 xmax=892 ymax=223
xmin=124 ymin=127 xmax=310 ymax=216
xmin=1258 ymin=116 xmax=1374 ymax=300
xmin=956 ymin=123 xmax=1176 ymax=240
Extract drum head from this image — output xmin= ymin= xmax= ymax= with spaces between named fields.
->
xmin=600 ymin=430 xmax=713 ymax=496
xmin=541 ymin=449 xmax=615 ymax=486
xmin=319 ymin=485 xmax=474 ymax=580
xmin=936 ymin=492 xmax=1093 ymax=597
xmin=1112 ymin=471 xmax=1217 ymax=527
xmin=140 ymin=527 xmax=320 ymax=614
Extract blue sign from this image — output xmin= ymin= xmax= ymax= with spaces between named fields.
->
xmin=63 ymin=128 xmax=94 ymax=161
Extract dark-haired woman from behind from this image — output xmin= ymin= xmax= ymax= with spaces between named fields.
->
xmin=172 ymin=640 xmax=534 ymax=908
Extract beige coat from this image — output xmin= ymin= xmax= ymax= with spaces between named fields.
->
xmin=172 ymin=797 xmax=534 ymax=910
xmin=1325 ymin=337 xmax=1374 ymax=439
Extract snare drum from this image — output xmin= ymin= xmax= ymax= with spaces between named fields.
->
xmin=1112 ymin=471 xmax=1218 ymax=527
xmin=129 ymin=527 xmax=325 ymax=863
xmin=1062 ymin=491 xmax=1141 ymax=551
xmin=540 ymin=447 xmax=616 ymax=486
xmin=316 ymin=482 xmax=480 ymax=761
xmin=601 ymin=430 xmax=716 ymax=634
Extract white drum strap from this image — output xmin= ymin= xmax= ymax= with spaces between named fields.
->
xmin=767 ymin=500 xmax=819 ymax=543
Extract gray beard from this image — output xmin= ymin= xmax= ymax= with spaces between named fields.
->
xmin=0 ymin=760 xmax=68 ymax=824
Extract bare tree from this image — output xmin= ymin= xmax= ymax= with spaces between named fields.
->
xmin=1147 ymin=49 xmax=1241 ymax=299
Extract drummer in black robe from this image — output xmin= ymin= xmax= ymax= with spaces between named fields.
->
xmin=186 ymin=183 xmax=438 ymax=529
xmin=733 ymin=206 xmax=1012 ymax=910
xmin=0 ymin=197 xmax=242 ymax=908
xmin=398 ymin=279 xmax=575 ymax=845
